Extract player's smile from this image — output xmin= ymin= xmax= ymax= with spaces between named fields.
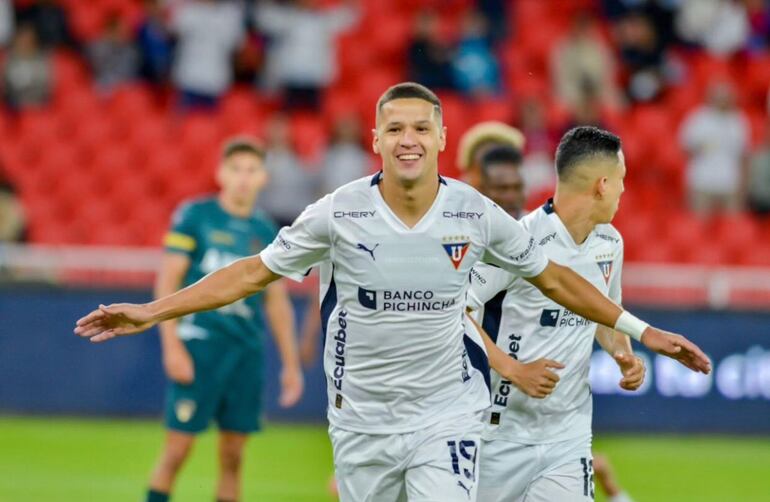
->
xmin=395 ymin=151 xmax=424 ymax=170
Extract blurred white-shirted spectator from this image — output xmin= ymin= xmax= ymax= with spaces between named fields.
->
xmin=258 ymin=114 xmax=318 ymax=227
xmin=170 ymin=0 xmax=245 ymax=109
xmin=256 ymin=0 xmax=359 ymax=110
xmin=680 ymin=82 xmax=749 ymax=214
xmin=677 ymin=0 xmax=749 ymax=56
xmin=319 ymin=115 xmax=371 ymax=196
xmin=552 ymin=12 xmax=621 ymax=111
xmin=3 ymin=23 xmax=51 ymax=109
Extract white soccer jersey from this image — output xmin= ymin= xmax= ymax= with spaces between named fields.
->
xmin=260 ymin=172 xmax=549 ymax=434
xmin=468 ymin=199 xmax=623 ymax=444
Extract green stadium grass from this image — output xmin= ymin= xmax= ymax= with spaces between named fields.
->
xmin=1 ymin=416 xmax=769 ymax=501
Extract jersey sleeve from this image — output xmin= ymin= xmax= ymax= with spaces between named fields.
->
xmin=467 ymin=263 xmax=516 ymax=311
xmin=608 ymin=236 xmax=624 ymax=304
xmin=481 ymin=199 xmax=549 ymax=278
xmin=260 ymin=194 xmax=332 ymax=281
xmin=163 ymin=202 xmax=199 ymax=257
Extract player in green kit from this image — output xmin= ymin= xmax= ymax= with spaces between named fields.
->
xmin=145 ymin=138 xmax=304 ymax=502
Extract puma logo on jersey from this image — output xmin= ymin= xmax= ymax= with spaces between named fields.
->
xmin=356 ymin=243 xmax=379 ymax=261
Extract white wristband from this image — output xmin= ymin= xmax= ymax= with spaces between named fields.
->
xmin=614 ymin=310 xmax=649 ymax=342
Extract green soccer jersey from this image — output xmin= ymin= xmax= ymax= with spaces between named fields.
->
xmin=163 ymin=196 xmax=279 ymax=350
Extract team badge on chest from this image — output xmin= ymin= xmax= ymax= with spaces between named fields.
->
xmin=595 ymin=253 xmax=614 ymax=284
xmin=442 ymin=236 xmax=471 ymax=270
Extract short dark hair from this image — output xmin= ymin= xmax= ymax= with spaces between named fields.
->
xmin=555 ymin=126 xmax=620 ymax=181
xmin=221 ymin=137 xmax=265 ymax=161
xmin=376 ymin=82 xmax=443 ymax=124
xmin=480 ymin=145 xmax=523 ymax=178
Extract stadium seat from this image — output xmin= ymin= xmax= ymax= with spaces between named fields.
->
xmin=290 ymin=113 xmax=329 ymax=162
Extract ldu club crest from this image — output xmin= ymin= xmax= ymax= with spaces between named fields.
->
xmin=442 ymin=236 xmax=471 ymax=270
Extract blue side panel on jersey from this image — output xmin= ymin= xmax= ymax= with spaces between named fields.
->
xmin=320 ymin=265 xmax=337 ymax=344
xmin=482 ymin=290 xmax=507 ymax=343
xmin=463 ymin=334 xmax=491 ymax=392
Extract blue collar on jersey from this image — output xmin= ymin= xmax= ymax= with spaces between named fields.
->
xmin=542 ymin=198 xmax=555 ymax=214
xmin=369 ymin=170 xmax=448 ymax=186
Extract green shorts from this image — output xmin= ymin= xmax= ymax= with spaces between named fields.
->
xmin=164 ymin=337 xmax=264 ymax=434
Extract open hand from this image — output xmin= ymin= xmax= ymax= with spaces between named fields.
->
xmin=641 ymin=327 xmax=711 ymax=374
xmin=74 ymin=303 xmax=157 ymax=342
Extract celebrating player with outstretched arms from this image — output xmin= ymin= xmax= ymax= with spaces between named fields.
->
xmin=76 ymin=84 xmax=709 ymax=502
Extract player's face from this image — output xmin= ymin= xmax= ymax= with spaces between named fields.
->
xmin=598 ymin=150 xmax=626 ymax=223
xmin=372 ymin=98 xmax=446 ymax=185
xmin=480 ymin=163 xmax=526 ymax=217
xmin=217 ymin=152 xmax=268 ymax=206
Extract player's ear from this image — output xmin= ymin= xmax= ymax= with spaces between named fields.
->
xmin=372 ymin=128 xmax=380 ymax=154
xmin=595 ymin=176 xmax=609 ymax=199
xmin=438 ymin=125 xmax=447 ymax=152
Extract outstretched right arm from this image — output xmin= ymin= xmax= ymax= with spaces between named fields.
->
xmin=76 ymin=193 xmax=334 ymax=343
xmin=74 ymin=256 xmax=281 ymax=342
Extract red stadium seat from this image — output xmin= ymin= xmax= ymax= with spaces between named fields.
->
xmin=290 ymin=113 xmax=329 ymax=162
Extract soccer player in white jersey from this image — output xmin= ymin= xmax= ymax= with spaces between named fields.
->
xmin=468 ymin=126 xmax=656 ymax=502
xmin=74 ymin=83 xmax=709 ymax=502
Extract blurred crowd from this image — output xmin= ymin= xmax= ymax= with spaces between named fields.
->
xmin=0 ymin=0 xmax=769 ymax=251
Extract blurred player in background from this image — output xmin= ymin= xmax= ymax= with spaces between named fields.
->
xmin=76 ymin=84 xmax=710 ymax=502
xmin=456 ymin=120 xmax=525 ymax=189
xmin=145 ymin=138 xmax=304 ymax=502
xmin=468 ymin=127 xmax=643 ymax=502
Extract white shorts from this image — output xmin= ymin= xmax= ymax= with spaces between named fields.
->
xmin=329 ymin=412 xmax=484 ymax=502
xmin=478 ymin=435 xmax=594 ymax=502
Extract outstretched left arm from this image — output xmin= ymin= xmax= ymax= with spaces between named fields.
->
xmin=526 ymin=261 xmax=711 ymax=374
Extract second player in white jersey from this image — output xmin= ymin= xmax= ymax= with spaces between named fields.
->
xmin=469 ymin=127 xmax=652 ymax=502
xmin=468 ymin=198 xmax=622 ymax=445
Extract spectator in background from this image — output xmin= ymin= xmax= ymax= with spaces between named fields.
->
xmin=258 ymin=114 xmax=317 ymax=227
xmin=616 ymin=11 xmax=666 ymax=102
xmin=16 ymin=0 xmax=78 ymax=50
xmin=137 ymin=0 xmax=174 ymax=85
xmin=552 ymin=12 xmax=621 ymax=111
xmin=407 ymin=11 xmax=455 ymax=91
xmin=0 ymin=0 xmax=14 ymax=47
xmin=256 ymin=0 xmax=359 ymax=111
xmin=748 ymin=118 xmax=770 ymax=214
xmin=477 ymin=0 xmax=508 ymax=45
xmin=680 ymin=81 xmax=749 ymax=214
xmin=676 ymin=0 xmax=749 ymax=56
xmin=3 ymin=23 xmax=51 ymax=109
xmin=319 ymin=115 xmax=370 ymax=196
xmin=451 ymin=10 xmax=501 ymax=98
xmin=88 ymin=15 xmax=139 ymax=94
xmin=170 ymin=0 xmax=245 ymax=110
